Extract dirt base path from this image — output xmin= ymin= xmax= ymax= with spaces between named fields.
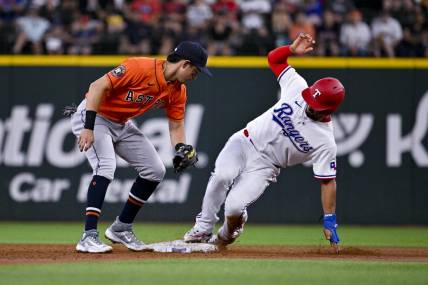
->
xmin=1 ymin=244 xmax=428 ymax=265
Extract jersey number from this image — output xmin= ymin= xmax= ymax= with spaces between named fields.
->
xmin=125 ymin=91 xmax=154 ymax=104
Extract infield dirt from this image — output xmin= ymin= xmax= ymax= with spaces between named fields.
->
xmin=1 ymin=244 xmax=428 ymax=265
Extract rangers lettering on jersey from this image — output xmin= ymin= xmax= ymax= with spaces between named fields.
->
xmin=272 ymin=103 xmax=314 ymax=153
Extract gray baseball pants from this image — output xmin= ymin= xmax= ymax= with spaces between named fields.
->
xmin=70 ymin=99 xmax=165 ymax=182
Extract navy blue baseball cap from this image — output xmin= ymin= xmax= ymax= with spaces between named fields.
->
xmin=170 ymin=41 xmax=212 ymax=77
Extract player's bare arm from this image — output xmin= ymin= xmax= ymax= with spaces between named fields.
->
xmin=267 ymin=33 xmax=316 ymax=77
xmin=168 ymin=119 xmax=186 ymax=147
xmin=290 ymin=33 xmax=316 ymax=55
xmin=78 ymin=75 xmax=111 ymax=152
xmin=169 ymin=119 xmax=198 ymax=173
xmin=320 ymin=179 xmax=340 ymax=252
xmin=321 ymin=179 xmax=336 ymax=216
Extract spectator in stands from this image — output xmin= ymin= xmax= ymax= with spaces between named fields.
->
xmin=371 ymin=10 xmax=403 ymax=57
xmin=387 ymin=0 xmax=416 ymax=29
xmin=0 ymin=0 xmax=27 ymax=23
xmin=289 ymin=12 xmax=316 ymax=41
xmin=163 ymin=0 xmax=186 ymax=22
xmin=212 ymin=0 xmax=238 ymax=17
xmin=157 ymin=14 xmax=184 ymax=55
xmin=271 ymin=1 xmax=292 ymax=47
xmin=0 ymin=17 xmax=15 ymax=53
xmin=317 ymin=9 xmax=340 ymax=56
xmin=13 ymin=7 xmax=50 ymax=54
xmin=305 ymin=0 xmax=323 ymax=26
xmin=97 ymin=10 xmax=126 ymax=54
xmin=53 ymin=0 xmax=77 ymax=29
xmin=33 ymin=0 xmax=60 ymax=23
xmin=32 ymin=0 xmax=60 ymax=9
xmin=186 ymin=0 xmax=213 ymax=30
xmin=182 ymin=25 xmax=204 ymax=43
xmin=238 ymin=25 xmax=273 ymax=55
xmin=212 ymin=0 xmax=240 ymax=32
xmin=397 ymin=9 xmax=427 ymax=57
xmin=119 ymin=9 xmax=151 ymax=54
xmin=207 ymin=12 xmax=234 ymax=55
xmin=44 ymin=24 xmax=69 ymax=54
xmin=239 ymin=0 xmax=271 ymax=31
xmin=129 ymin=0 xmax=161 ymax=24
xmin=2 ymin=0 xmax=427 ymax=57
xmin=325 ymin=0 xmax=355 ymax=22
xmin=68 ymin=13 xmax=102 ymax=55
xmin=236 ymin=0 xmax=272 ymax=55
xmin=340 ymin=9 xmax=371 ymax=56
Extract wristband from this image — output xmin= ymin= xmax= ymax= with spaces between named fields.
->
xmin=84 ymin=110 xmax=97 ymax=130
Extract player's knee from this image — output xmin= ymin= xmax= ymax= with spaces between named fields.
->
xmin=96 ymin=160 xmax=116 ymax=181
xmin=152 ymin=163 xmax=166 ymax=181
xmin=224 ymin=199 xmax=246 ymax=218
xmin=137 ymin=161 xmax=166 ymax=182
xmin=212 ymin=168 xmax=235 ymax=188
xmin=96 ymin=169 xmax=115 ymax=181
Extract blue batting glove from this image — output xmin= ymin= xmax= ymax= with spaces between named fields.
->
xmin=323 ymin=214 xmax=340 ymax=244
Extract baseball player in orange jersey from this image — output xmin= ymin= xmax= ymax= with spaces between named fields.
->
xmin=183 ymin=33 xmax=343 ymax=253
xmin=69 ymin=41 xmax=211 ymax=253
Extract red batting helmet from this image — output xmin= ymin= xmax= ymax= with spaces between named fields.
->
xmin=302 ymin=77 xmax=345 ymax=113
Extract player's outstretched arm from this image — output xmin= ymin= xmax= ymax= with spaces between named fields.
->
xmin=267 ymin=33 xmax=315 ymax=77
xmin=320 ymin=179 xmax=340 ymax=253
xmin=267 ymin=45 xmax=292 ymax=77
xmin=290 ymin=33 xmax=316 ymax=55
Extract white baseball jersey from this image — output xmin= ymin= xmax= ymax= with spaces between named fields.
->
xmin=245 ymin=66 xmax=337 ymax=179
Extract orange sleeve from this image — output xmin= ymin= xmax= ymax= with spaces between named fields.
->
xmin=106 ymin=58 xmax=142 ymax=90
xmin=166 ymin=84 xmax=187 ymax=121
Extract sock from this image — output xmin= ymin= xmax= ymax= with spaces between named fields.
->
xmin=84 ymin=175 xmax=110 ymax=231
xmin=119 ymin=176 xmax=159 ymax=224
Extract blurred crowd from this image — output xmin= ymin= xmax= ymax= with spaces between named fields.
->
xmin=0 ymin=0 xmax=427 ymax=57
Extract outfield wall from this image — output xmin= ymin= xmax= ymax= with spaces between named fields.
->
xmin=0 ymin=56 xmax=427 ymax=224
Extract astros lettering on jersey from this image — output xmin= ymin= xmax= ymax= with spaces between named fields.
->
xmin=93 ymin=57 xmax=186 ymax=124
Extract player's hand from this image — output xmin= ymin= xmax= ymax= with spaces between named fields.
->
xmin=323 ymin=213 xmax=340 ymax=253
xmin=78 ymin=129 xmax=94 ymax=152
xmin=290 ymin=33 xmax=315 ymax=55
xmin=173 ymin=143 xmax=198 ymax=173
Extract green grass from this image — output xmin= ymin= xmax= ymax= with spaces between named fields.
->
xmin=1 ymin=223 xmax=428 ymax=285
xmin=1 ymin=222 xmax=428 ymax=247
xmin=0 ymin=259 xmax=427 ymax=285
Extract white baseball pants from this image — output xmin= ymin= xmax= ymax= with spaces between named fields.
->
xmin=195 ymin=130 xmax=280 ymax=233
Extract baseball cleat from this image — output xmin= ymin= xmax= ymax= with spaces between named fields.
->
xmin=209 ymin=211 xmax=248 ymax=247
xmin=76 ymin=230 xmax=113 ymax=253
xmin=207 ymin=231 xmax=237 ymax=249
xmin=105 ymin=217 xmax=147 ymax=251
xmin=183 ymin=226 xmax=213 ymax=243
xmin=208 ymin=228 xmax=236 ymax=247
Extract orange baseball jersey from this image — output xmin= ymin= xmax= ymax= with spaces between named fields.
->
xmin=91 ymin=57 xmax=187 ymax=124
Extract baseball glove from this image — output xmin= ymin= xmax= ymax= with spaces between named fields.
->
xmin=173 ymin=143 xmax=198 ymax=173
